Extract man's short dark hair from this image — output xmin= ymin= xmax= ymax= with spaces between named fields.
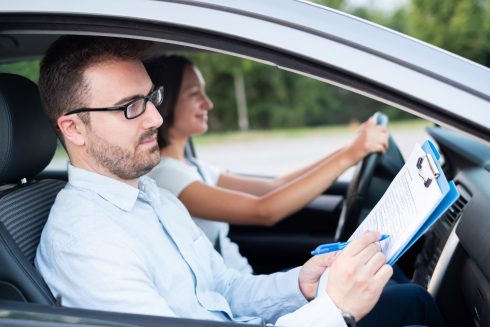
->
xmin=38 ymin=35 xmax=152 ymax=129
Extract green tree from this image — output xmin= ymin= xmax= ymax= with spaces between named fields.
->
xmin=188 ymin=53 xmax=243 ymax=131
xmin=407 ymin=0 xmax=490 ymax=67
xmin=0 ymin=60 xmax=40 ymax=83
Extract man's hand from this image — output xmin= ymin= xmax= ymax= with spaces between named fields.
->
xmin=346 ymin=116 xmax=388 ymax=162
xmin=298 ymin=252 xmax=336 ymax=301
xmin=327 ymin=231 xmax=393 ymax=321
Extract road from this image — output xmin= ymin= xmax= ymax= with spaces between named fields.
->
xmin=196 ymin=126 xmax=430 ymax=180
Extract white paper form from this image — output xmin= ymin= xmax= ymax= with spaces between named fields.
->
xmin=316 ymin=142 xmax=454 ymax=298
xmin=348 ymin=143 xmax=443 ymax=262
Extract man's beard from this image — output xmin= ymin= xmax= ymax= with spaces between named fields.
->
xmin=87 ymin=129 xmax=160 ymax=180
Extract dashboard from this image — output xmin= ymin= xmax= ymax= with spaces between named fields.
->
xmin=419 ymin=127 xmax=490 ymax=326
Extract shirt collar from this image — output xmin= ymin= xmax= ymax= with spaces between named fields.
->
xmin=67 ymin=165 xmax=141 ymax=211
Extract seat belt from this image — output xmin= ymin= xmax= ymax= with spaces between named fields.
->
xmin=186 ymin=157 xmax=223 ymax=255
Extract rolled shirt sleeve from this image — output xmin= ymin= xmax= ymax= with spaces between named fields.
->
xmin=274 ymin=288 xmax=346 ymax=327
xmin=201 ymin=239 xmax=345 ymax=325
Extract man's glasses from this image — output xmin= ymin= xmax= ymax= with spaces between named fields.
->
xmin=64 ymin=86 xmax=164 ymax=120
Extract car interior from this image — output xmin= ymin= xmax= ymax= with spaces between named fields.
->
xmin=0 ymin=31 xmax=489 ymax=327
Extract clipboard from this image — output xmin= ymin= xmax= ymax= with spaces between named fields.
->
xmin=315 ymin=140 xmax=459 ymax=298
xmin=387 ymin=140 xmax=459 ymax=264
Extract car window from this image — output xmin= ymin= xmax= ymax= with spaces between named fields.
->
xmin=0 ymin=59 xmax=39 ymax=83
xmin=46 ymin=144 xmax=69 ymax=171
xmin=0 ymin=52 xmax=434 ymax=180
xmin=184 ymin=53 xmax=432 ymax=180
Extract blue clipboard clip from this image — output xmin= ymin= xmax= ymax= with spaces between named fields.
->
xmin=387 ymin=140 xmax=459 ymax=265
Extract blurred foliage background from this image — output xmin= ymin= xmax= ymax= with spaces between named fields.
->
xmin=1 ymin=0 xmax=488 ymax=132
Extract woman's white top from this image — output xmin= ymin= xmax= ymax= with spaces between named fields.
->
xmin=148 ymin=156 xmax=253 ymax=273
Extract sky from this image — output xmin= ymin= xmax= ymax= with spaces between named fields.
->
xmin=346 ymin=0 xmax=408 ymax=12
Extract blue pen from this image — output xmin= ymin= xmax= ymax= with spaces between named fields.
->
xmin=311 ymin=234 xmax=390 ymax=256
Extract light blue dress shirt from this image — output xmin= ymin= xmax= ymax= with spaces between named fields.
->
xmin=35 ymin=165 xmax=345 ymax=326
xmin=148 ymin=156 xmax=253 ymax=274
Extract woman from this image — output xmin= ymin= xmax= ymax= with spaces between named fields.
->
xmin=145 ymin=55 xmax=388 ymax=273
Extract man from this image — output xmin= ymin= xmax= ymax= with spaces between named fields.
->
xmin=35 ymin=36 xmax=440 ymax=327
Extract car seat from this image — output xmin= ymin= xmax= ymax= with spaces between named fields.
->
xmin=0 ymin=73 xmax=65 ymax=304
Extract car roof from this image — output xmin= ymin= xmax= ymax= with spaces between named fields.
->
xmin=1 ymin=0 xmax=489 ymax=141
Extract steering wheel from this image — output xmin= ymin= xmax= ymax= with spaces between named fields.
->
xmin=334 ymin=113 xmax=404 ymax=242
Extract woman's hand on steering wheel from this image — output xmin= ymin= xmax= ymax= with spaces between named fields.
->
xmin=335 ymin=113 xmax=392 ymax=242
xmin=345 ymin=115 xmax=389 ymax=163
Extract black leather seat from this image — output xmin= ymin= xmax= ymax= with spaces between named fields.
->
xmin=0 ymin=73 xmax=66 ymax=304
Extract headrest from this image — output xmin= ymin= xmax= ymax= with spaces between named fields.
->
xmin=0 ymin=73 xmax=57 ymax=184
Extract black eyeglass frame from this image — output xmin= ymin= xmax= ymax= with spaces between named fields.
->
xmin=64 ymin=86 xmax=164 ymax=120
